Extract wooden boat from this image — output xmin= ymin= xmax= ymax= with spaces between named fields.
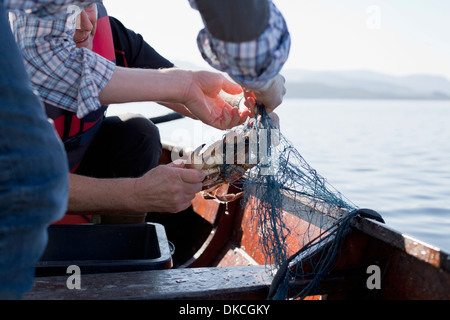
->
xmin=24 ymin=141 xmax=450 ymax=300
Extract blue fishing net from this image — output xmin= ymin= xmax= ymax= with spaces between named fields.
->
xmin=188 ymin=101 xmax=383 ymax=299
xmin=228 ymin=104 xmax=383 ymax=300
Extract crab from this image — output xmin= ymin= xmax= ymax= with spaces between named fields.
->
xmin=185 ymin=128 xmax=257 ymax=203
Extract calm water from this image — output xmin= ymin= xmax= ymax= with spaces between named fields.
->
xmin=108 ymin=99 xmax=450 ymax=252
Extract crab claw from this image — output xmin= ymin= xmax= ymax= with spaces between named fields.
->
xmin=203 ymin=184 xmax=244 ymax=203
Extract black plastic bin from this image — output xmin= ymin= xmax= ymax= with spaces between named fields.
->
xmin=36 ymin=222 xmax=173 ymax=276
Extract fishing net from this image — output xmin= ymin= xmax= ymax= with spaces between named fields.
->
xmin=222 ymin=103 xmax=383 ymax=300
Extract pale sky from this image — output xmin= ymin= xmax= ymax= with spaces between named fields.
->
xmin=105 ymin=0 xmax=450 ymax=79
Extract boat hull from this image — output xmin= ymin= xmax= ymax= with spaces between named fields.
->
xmin=24 ymin=143 xmax=450 ymax=300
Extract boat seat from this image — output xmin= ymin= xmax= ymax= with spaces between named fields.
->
xmin=23 ymin=265 xmax=274 ymax=300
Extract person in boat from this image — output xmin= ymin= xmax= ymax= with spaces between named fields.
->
xmin=8 ymin=1 xmax=290 ymax=223
xmin=49 ymin=3 xmax=202 ymax=224
xmin=0 ymin=0 xmax=103 ymax=300
xmin=9 ymin=3 xmax=244 ymax=224
xmin=188 ymin=0 xmax=290 ymax=114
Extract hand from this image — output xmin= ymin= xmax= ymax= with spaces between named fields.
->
xmin=269 ymin=112 xmax=280 ymax=129
xmin=132 ymin=162 xmax=205 ymax=213
xmin=100 ymin=67 xmax=248 ymax=130
xmin=180 ymin=70 xmax=249 ymax=130
xmin=244 ymin=74 xmax=286 ymax=114
xmin=158 ymin=102 xmax=198 ymax=120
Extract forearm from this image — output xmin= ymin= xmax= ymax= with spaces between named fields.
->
xmin=69 ymin=164 xmax=206 ymax=215
xmin=99 ymin=67 xmax=246 ymax=130
xmin=67 ymin=174 xmax=142 ymax=214
xmin=98 ymin=67 xmax=188 ymax=105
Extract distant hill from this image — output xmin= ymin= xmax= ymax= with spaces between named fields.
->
xmin=281 ymin=69 xmax=450 ymax=100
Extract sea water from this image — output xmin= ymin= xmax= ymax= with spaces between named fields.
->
xmin=108 ymin=99 xmax=450 ymax=252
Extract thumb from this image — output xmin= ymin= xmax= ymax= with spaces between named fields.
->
xmin=179 ymin=168 xmax=206 ymax=184
xmin=221 ymin=77 xmax=243 ymax=95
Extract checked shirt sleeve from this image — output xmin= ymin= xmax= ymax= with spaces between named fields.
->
xmin=6 ymin=0 xmax=101 ymax=16
xmin=190 ymin=0 xmax=290 ymax=90
xmin=8 ymin=2 xmax=115 ymax=119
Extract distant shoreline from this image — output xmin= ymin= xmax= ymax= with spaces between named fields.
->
xmin=285 ymin=93 xmax=450 ymax=100
xmin=282 ymin=70 xmax=450 ymax=101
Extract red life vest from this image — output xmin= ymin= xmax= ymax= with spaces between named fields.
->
xmin=50 ymin=4 xmax=115 ymax=225
xmin=45 ymin=3 xmax=115 ymax=173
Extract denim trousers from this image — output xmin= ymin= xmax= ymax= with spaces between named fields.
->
xmin=0 ymin=2 xmax=69 ymax=299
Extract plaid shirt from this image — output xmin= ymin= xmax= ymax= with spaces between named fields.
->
xmin=189 ymin=0 xmax=290 ymax=90
xmin=7 ymin=0 xmax=115 ymax=119
xmin=9 ymin=0 xmax=289 ymax=119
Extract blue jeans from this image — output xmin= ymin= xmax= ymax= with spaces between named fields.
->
xmin=0 ymin=2 xmax=69 ymax=299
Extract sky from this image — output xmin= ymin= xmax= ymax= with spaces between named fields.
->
xmin=105 ymin=0 xmax=450 ymax=79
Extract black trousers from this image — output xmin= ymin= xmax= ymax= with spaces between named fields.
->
xmin=75 ymin=113 xmax=162 ymax=179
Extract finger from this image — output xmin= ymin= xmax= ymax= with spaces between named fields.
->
xmin=179 ymin=168 xmax=206 ymax=184
xmin=175 ymin=199 xmax=196 ymax=213
xmin=181 ymin=180 xmax=203 ymax=196
xmin=177 ymin=183 xmax=203 ymax=207
xmin=167 ymin=160 xmax=186 ymax=168
xmin=265 ymin=105 xmax=276 ymax=114
xmin=238 ymin=107 xmax=250 ymax=125
xmin=245 ymin=96 xmax=257 ymax=116
xmin=221 ymin=106 xmax=233 ymax=129
xmin=244 ymin=90 xmax=257 ymax=100
xmin=227 ymin=106 xmax=242 ymax=128
xmin=243 ymin=91 xmax=257 ymax=115
xmin=208 ymin=97 xmax=232 ymax=130
xmin=269 ymin=112 xmax=280 ymax=129
xmin=222 ymin=101 xmax=243 ymax=129
xmin=186 ymin=182 xmax=203 ymax=194
xmin=221 ymin=77 xmax=243 ymax=95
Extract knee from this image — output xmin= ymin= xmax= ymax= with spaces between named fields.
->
xmin=122 ymin=115 xmax=162 ymax=170
xmin=128 ymin=116 xmax=161 ymax=151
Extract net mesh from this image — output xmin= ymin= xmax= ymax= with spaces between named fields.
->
xmin=188 ymin=102 xmax=382 ymax=300
xmin=227 ymin=104 xmax=370 ymax=300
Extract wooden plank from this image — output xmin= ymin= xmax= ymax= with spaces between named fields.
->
xmin=351 ymin=215 xmax=450 ymax=271
xmin=270 ymin=215 xmax=450 ymax=300
xmin=23 ymin=266 xmax=274 ymax=300
xmin=214 ymin=243 xmax=260 ymax=267
xmin=348 ymin=216 xmax=450 ymax=299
